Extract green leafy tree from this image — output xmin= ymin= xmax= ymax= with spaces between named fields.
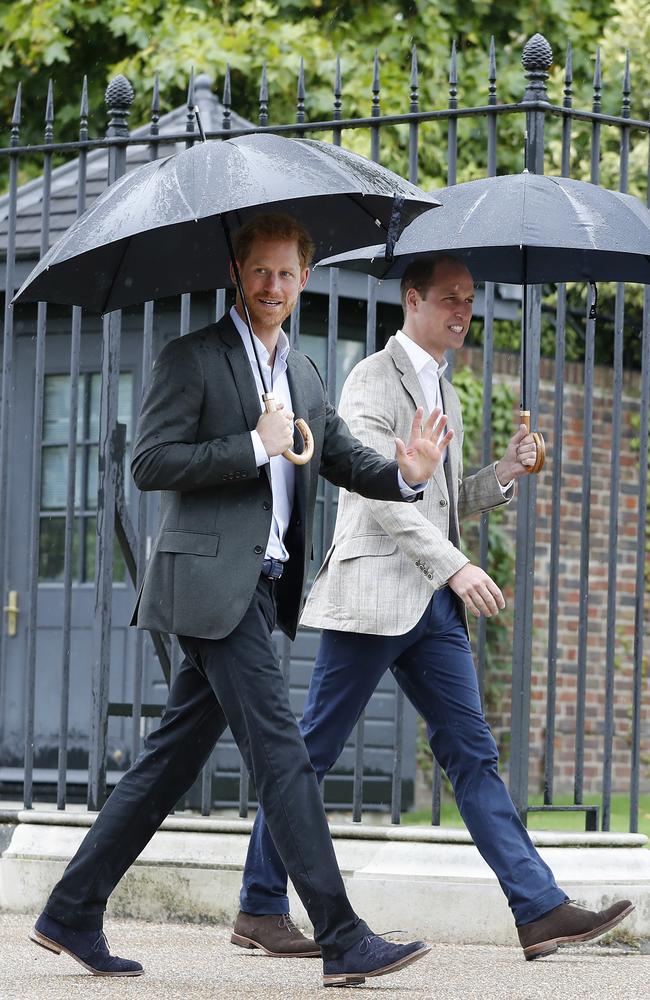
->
xmin=0 ymin=0 xmax=621 ymax=166
xmin=2 ymin=0 xmax=646 ymax=369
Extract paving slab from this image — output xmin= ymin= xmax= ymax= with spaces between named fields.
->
xmin=0 ymin=913 xmax=648 ymax=1000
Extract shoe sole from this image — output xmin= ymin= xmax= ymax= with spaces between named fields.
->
xmin=230 ymin=931 xmax=321 ymax=958
xmin=29 ymin=929 xmax=145 ymax=976
xmin=523 ymin=903 xmax=636 ymax=961
xmin=322 ymin=944 xmax=431 ymax=987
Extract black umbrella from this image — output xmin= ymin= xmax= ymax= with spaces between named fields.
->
xmin=14 ymin=132 xmax=438 ymax=314
xmin=14 ymin=130 xmax=437 ymax=465
xmin=315 ymin=173 xmax=650 ymax=472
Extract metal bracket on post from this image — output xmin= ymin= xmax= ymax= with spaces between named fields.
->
xmin=113 ymin=423 xmax=172 ymax=687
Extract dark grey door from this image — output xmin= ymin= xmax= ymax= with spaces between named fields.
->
xmin=0 ymin=326 xmax=144 ymax=789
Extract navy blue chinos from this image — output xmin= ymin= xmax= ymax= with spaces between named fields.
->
xmin=239 ymin=586 xmax=567 ymax=926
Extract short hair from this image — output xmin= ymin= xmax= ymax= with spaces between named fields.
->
xmin=399 ymin=253 xmax=467 ymax=311
xmin=232 ymin=212 xmax=315 ymax=269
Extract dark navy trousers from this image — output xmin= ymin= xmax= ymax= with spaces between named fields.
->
xmin=44 ymin=577 xmax=368 ymax=959
xmin=240 ymin=586 xmax=567 ymax=926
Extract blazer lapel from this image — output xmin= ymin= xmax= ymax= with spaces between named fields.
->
xmin=218 ymin=315 xmax=271 ymax=486
xmin=440 ymin=377 xmax=462 ymax=500
xmin=386 ymin=337 xmax=447 ymax=497
xmin=285 ymin=351 xmax=311 ymax=518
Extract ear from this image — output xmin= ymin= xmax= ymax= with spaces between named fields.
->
xmin=229 ymin=258 xmax=239 ymax=285
xmin=299 ymin=266 xmax=310 ymax=292
xmin=406 ymin=286 xmax=420 ymax=311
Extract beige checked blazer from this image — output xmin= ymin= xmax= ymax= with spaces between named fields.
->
xmin=300 ymin=336 xmax=514 ymax=636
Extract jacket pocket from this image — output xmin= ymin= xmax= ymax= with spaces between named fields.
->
xmin=158 ymin=530 xmax=220 ymax=556
xmin=336 ymin=534 xmax=397 ymax=561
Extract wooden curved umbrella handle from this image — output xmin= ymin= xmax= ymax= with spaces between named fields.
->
xmin=263 ymin=393 xmax=314 ymax=466
xmin=520 ymin=410 xmax=546 ymax=474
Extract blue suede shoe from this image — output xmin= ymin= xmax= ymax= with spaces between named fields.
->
xmin=30 ymin=912 xmax=144 ymax=977
xmin=322 ymin=933 xmax=430 ymax=987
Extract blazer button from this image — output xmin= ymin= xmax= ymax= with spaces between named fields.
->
xmin=263 ymin=501 xmax=271 ymax=510
xmin=440 ymin=498 xmax=448 ymax=507
xmin=254 ymin=545 xmax=263 ymax=554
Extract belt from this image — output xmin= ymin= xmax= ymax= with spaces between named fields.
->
xmin=261 ymin=557 xmax=284 ymax=580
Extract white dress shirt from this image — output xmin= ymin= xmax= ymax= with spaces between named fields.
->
xmin=395 ymin=329 xmax=449 ymax=460
xmin=231 ymin=308 xmax=424 ymax=564
xmin=231 ymin=307 xmax=295 ymax=562
xmin=395 ymin=329 xmax=513 ymax=494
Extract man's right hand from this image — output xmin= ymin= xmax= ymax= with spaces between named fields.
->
xmin=256 ymin=404 xmax=295 ymax=458
xmin=448 ymin=564 xmax=505 ymax=618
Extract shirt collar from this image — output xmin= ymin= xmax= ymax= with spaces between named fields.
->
xmin=230 ymin=305 xmax=290 ymax=368
xmin=395 ymin=330 xmax=448 ymax=379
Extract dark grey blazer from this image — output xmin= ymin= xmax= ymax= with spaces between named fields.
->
xmin=130 ymin=314 xmax=405 ymax=641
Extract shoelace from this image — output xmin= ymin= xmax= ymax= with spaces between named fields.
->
xmin=278 ymin=914 xmax=300 ymax=935
xmin=358 ymin=930 xmax=405 ymax=954
xmin=91 ymin=931 xmax=109 ymax=954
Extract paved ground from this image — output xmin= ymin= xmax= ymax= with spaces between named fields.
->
xmin=1 ymin=913 xmax=648 ymax=1000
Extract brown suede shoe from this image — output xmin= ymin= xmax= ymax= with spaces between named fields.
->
xmin=231 ymin=911 xmax=321 ymax=957
xmin=518 ymin=899 xmax=634 ymax=960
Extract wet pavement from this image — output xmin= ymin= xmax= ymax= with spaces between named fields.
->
xmin=1 ymin=912 xmax=648 ymax=1000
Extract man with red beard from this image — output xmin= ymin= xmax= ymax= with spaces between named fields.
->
xmin=29 ymin=215 xmax=452 ymax=988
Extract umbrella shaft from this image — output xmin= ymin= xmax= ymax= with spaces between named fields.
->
xmin=221 ymin=216 xmax=271 ymax=395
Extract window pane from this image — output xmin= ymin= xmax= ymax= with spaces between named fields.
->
xmin=39 ymin=516 xmax=66 ymax=581
xmin=41 ymin=445 xmax=84 ymax=510
xmin=86 ymin=373 xmax=132 ymax=439
xmin=299 ymin=335 xmax=364 ymax=406
xmin=43 ymin=374 xmax=85 ymax=443
xmin=40 ymin=372 xmax=134 ymax=583
xmin=42 ymin=376 xmax=70 ymax=443
xmin=41 ymin=447 xmax=68 ymax=510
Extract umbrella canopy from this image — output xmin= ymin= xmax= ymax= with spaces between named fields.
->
xmin=315 ymin=173 xmax=650 ymax=285
xmin=13 ymin=133 xmax=439 ymax=313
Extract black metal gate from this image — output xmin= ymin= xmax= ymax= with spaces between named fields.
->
xmin=0 ymin=32 xmax=648 ymax=832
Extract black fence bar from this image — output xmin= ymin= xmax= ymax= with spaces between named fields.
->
xmin=509 ymin=44 xmax=550 ymax=817
xmin=23 ymin=87 xmax=54 ymax=809
xmin=370 ymin=51 xmax=380 ymax=164
xmin=0 ymin=89 xmax=20 ymax=708
xmin=631 ymin=282 xmax=650 ymax=833
xmin=88 ymin=309 xmax=122 ymax=811
xmin=322 ymin=269 xmax=339 ymax=554
xmin=57 ymin=303 xmax=82 ymax=810
xmin=352 ymin=712 xmax=365 ymax=822
xmin=447 ymin=41 xmax=458 ymax=186
xmin=87 ymin=78 xmax=133 ymax=810
xmin=544 ymin=45 xmax=573 ymax=808
xmin=602 ymin=76 xmax=632 ymax=831
xmin=57 ymin=83 xmax=89 ymax=810
xmin=408 ymin=46 xmax=419 ymax=184
xmin=131 ymin=298 xmax=155 ymax=767
xmin=544 ymin=285 xmax=567 ymax=806
xmin=390 ymin=686 xmax=405 ymax=825
xmin=476 ymin=37 xmax=499 ymax=704
xmin=431 ymin=756 xmax=442 ymax=826
xmin=602 ymin=282 xmax=624 ymax=831
xmin=574 ymin=297 xmax=597 ymax=805
xmin=476 ymin=279 xmax=494 ymax=703
xmin=289 ymin=294 xmax=301 ymax=348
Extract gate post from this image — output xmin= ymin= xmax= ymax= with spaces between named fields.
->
xmin=509 ymin=34 xmax=552 ymax=819
xmin=88 ymin=76 xmax=133 ymax=811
